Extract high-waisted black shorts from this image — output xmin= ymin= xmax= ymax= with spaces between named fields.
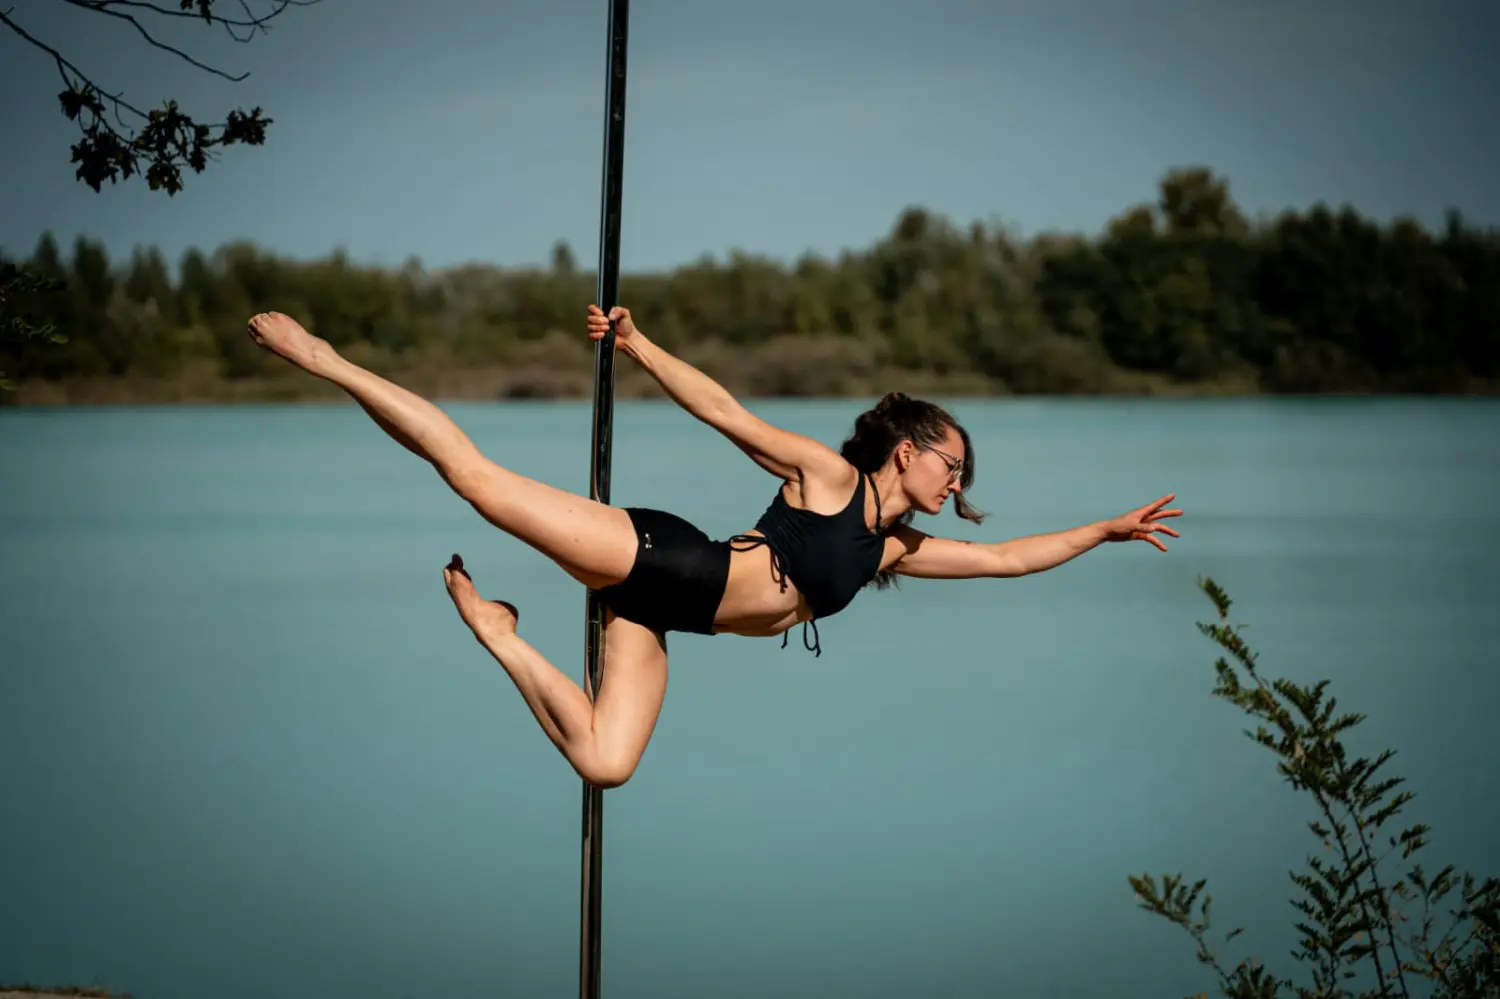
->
xmin=596 ymin=507 xmax=731 ymax=636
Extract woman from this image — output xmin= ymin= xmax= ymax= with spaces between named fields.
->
xmin=246 ymin=306 xmax=1182 ymax=788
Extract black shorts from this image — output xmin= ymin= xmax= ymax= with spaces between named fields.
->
xmin=597 ymin=507 xmax=731 ymax=636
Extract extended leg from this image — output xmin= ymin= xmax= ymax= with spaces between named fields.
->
xmin=247 ymin=312 xmax=637 ymax=589
xmin=444 ymin=557 xmax=667 ymax=788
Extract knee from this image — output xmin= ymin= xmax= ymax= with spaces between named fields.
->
xmin=575 ymin=750 xmax=638 ymax=790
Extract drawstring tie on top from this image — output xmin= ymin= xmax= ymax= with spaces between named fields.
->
xmin=727 ymin=533 xmax=822 ymax=657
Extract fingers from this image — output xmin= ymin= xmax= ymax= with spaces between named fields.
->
xmin=1136 ymin=494 xmax=1182 ymax=525
xmin=585 ymin=304 xmax=631 ymax=341
xmin=1128 ymin=521 xmax=1178 ymax=551
xmin=585 ymin=306 xmax=611 ymax=340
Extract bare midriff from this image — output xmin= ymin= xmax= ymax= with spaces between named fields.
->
xmin=708 ymin=530 xmax=807 ymax=636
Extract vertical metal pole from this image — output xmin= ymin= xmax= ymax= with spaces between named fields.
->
xmin=582 ymin=1 xmax=629 ymax=998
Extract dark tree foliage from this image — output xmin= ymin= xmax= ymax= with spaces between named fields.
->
xmin=2 ymin=168 xmax=1497 ymax=397
xmin=0 ymin=262 xmax=68 ymax=389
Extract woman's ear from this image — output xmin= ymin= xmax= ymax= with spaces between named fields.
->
xmin=892 ymin=439 xmax=914 ymax=472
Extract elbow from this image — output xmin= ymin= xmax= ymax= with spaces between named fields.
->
xmin=701 ymin=396 xmax=738 ymax=428
xmin=984 ymin=558 xmax=1024 ymax=579
xmin=984 ymin=551 xmax=1032 ymax=578
xmin=978 ymin=546 xmax=1026 ymax=576
xmin=685 ymin=384 xmax=738 ymax=426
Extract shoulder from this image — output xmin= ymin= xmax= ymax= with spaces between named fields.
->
xmin=782 ymin=454 xmax=859 ymax=510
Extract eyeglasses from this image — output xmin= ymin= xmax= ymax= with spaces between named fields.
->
xmin=925 ymin=445 xmax=964 ymax=482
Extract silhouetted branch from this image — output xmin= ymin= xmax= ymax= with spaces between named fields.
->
xmin=56 ymin=0 xmax=318 ymax=44
xmin=0 ymin=0 xmax=317 ymax=194
xmin=56 ymin=0 xmax=249 ymax=80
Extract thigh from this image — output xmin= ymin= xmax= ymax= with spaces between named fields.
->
xmin=449 ymin=458 xmax=639 ymax=590
xmin=590 ymin=611 xmax=670 ymax=772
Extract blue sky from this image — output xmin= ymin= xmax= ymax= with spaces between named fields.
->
xmin=2 ymin=0 xmax=1496 ymax=274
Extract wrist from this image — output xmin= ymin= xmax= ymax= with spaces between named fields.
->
xmin=619 ymin=331 xmax=652 ymax=363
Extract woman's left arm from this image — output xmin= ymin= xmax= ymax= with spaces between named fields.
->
xmin=888 ymin=494 xmax=1182 ymax=579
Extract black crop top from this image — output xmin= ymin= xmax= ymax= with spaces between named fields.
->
xmin=729 ymin=472 xmax=888 ymax=656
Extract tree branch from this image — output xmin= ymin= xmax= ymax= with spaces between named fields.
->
xmin=230 ymin=0 xmax=260 ymax=42
xmin=56 ymin=0 xmax=248 ymax=80
xmin=2 ymin=0 xmax=300 ymax=194
xmin=58 ymin=0 xmax=322 ymax=45
xmin=2 ymin=8 xmax=143 ymax=116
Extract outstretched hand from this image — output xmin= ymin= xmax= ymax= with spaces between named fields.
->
xmin=1101 ymin=494 xmax=1183 ymax=552
xmin=586 ymin=304 xmax=639 ymax=346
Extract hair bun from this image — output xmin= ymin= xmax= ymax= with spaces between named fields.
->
xmin=875 ymin=391 xmax=910 ymax=414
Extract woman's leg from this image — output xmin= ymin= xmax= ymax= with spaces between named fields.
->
xmin=247 ymin=312 xmax=637 ymax=590
xmin=444 ymin=557 xmax=667 ymax=788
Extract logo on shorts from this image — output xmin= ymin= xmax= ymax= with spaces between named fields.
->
xmin=643 ymin=533 xmax=652 ymax=549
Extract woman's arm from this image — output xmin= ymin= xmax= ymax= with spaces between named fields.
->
xmin=588 ymin=305 xmax=843 ymax=481
xmin=887 ymin=523 xmax=1109 ymax=578
xmin=886 ymin=495 xmax=1182 ymax=579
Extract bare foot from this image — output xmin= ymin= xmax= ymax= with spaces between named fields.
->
xmin=442 ymin=554 xmax=519 ymax=643
xmin=246 ymin=311 xmax=335 ymax=373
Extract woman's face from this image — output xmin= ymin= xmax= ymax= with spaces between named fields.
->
xmin=902 ymin=425 xmax=965 ymax=514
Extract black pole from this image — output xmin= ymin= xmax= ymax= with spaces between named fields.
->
xmin=581 ymin=1 xmax=629 ymax=997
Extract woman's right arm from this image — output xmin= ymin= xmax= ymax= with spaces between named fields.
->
xmin=587 ymin=305 xmax=844 ymax=482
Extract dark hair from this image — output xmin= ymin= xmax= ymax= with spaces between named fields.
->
xmin=840 ymin=391 xmax=986 ymax=589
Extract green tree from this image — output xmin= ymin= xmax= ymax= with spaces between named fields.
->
xmin=3 ymin=168 xmax=1497 ymax=399
xmin=1130 ymin=579 xmax=1497 ymax=997
xmin=0 ymin=261 xmax=68 ymax=391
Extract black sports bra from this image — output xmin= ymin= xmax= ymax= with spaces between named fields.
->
xmin=729 ymin=471 xmax=887 ymax=656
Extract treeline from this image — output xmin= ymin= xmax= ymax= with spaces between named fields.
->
xmin=2 ymin=167 xmax=1497 ymax=401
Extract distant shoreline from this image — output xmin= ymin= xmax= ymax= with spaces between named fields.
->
xmin=9 ymin=365 xmax=1493 ymax=408
xmin=1 ymin=990 xmax=132 ymax=999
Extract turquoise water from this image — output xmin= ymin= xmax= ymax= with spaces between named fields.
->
xmin=2 ymin=397 xmax=1497 ymax=999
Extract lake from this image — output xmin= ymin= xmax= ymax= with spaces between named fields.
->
xmin=2 ymin=396 xmax=1497 ymax=999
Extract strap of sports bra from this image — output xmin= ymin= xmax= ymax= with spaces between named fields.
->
xmin=728 ymin=533 xmax=823 ymax=658
xmin=866 ymin=472 xmax=883 ymax=534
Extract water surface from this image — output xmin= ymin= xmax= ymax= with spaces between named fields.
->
xmin=2 ymin=397 xmax=1497 ymax=998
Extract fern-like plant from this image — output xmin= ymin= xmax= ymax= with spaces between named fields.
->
xmin=1129 ymin=578 xmax=1497 ymax=998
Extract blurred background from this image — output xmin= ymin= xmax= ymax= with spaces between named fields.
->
xmin=2 ymin=1 xmax=1497 ymax=997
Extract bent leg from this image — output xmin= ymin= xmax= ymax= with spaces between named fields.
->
xmin=247 ymin=312 xmax=637 ymax=589
xmin=445 ymin=559 xmax=666 ymax=788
